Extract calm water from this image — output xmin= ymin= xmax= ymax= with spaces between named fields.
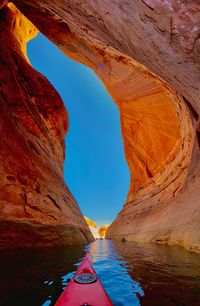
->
xmin=0 ymin=240 xmax=200 ymax=306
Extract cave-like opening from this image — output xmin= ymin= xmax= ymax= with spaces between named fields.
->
xmin=27 ymin=33 xmax=130 ymax=227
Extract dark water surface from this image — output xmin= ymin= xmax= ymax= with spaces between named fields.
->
xmin=0 ymin=240 xmax=200 ymax=306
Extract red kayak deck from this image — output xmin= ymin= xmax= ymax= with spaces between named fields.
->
xmin=55 ymin=253 xmax=113 ymax=306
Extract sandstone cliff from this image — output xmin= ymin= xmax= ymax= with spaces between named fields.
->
xmin=84 ymin=216 xmax=97 ymax=229
xmin=99 ymin=225 xmax=110 ymax=239
xmin=0 ymin=4 xmax=93 ymax=248
xmin=84 ymin=216 xmax=99 ymax=239
xmin=1 ymin=1 xmax=200 ymax=251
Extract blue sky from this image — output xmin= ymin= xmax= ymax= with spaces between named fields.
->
xmin=28 ymin=34 xmax=130 ymax=226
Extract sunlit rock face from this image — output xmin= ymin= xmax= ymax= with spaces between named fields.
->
xmin=99 ymin=226 xmax=110 ymax=239
xmin=84 ymin=217 xmax=97 ymax=229
xmin=89 ymin=228 xmax=99 ymax=240
xmin=84 ymin=217 xmax=99 ymax=239
xmin=0 ymin=4 xmax=93 ymax=248
xmin=4 ymin=0 xmax=200 ymax=251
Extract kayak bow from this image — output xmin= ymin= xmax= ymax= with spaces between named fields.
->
xmin=55 ymin=253 xmax=113 ymax=306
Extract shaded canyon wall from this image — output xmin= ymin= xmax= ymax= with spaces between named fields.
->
xmin=0 ymin=4 xmax=93 ymax=248
xmin=1 ymin=0 xmax=200 ymax=251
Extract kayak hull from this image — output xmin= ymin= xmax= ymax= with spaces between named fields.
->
xmin=55 ymin=254 xmax=113 ymax=306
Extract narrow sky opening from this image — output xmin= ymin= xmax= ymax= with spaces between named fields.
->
xmin=28 ymin=33 xmax=130 ymax=226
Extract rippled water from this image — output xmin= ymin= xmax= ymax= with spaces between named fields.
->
xmin=1 ymin=240 xmax=200 ymax=305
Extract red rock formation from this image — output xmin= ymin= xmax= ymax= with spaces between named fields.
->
xmin=0 ymin=4 xmax=93 ymax=248
xmin=0 ymin=0 xmax=7 ymax=10
xmin=2 ymin=1 xmax=200 ymax=251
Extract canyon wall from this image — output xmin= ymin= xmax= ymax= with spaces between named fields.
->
xmin=1 ymin=1 xmax=200 ymax=251
xmin=84 ymin=217 xmax=100 ymax=239
xmin=84 ymin=216 xmax=97 ymax=229
xmin=99 ymin=225 xmax=110 ymax=239
xmin=0 ymin=4 xmax=93 ymax=248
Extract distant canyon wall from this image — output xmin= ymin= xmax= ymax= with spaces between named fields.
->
xmin=99 ymin=225 xmax=110 ymax=239
xmin=1 ymin=0 xmax=200 ymax=251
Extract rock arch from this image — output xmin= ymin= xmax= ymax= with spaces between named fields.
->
xmin=0 ymin=1 xmax=200 ymax=251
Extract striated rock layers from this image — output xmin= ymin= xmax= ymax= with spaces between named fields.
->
xmin=0 ymin=4 xmax=93 ymax=248
xmin=1 ymin=1 xmax=200 ymax=251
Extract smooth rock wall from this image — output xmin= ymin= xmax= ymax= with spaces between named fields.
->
xmin=0 ymin=5 xmax=93 ymax=248
xmin=1 ymin=0 xmax=200 ymax=251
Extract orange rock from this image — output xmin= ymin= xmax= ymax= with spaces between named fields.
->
xmin=98 ymin=225 xmax=110 ymax=239
xmin=1 ymin=1 xmax=200 ymax=251
xmin=0 ymin=1 xmax=7 ymax=10
xmin=84 ymin=216 xmax=97 ymax=228
xmin=0 ymin=4 xmax=93 ymax=248
xmin=84 ymin=217 xmax=100 ymax=239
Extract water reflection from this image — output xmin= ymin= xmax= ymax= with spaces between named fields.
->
xmin=113 ymin=241 xmax=200 ymax=306
xmin=85 ymin=240 xmax=143 ymax=305
xmin=0 ymin=240 xmax=200 ymax=306
xmin=0 ymin=245 xmax=84 ymax=306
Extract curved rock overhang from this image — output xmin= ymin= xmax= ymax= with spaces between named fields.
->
xmin=0 ymin=4 xmax=94 ymax=248
xmin=1 ymin=1 xmax=200 ymax=251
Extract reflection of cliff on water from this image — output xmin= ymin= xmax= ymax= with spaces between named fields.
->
xmin=0 ymin=245 xmax=84 ymax=306
xmin=85 ymin=240 xmax=144 ymax=305
xmin=1 ymin=240 xmax=200 ymax=306
xmin=114 ymin=241 xmax=200 ymax=305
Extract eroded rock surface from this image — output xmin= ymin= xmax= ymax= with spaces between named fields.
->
xmin=1 ymin=1 xmax=200 ymax=251
xmin=0 ymin=4 xmax=93 ymax=248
